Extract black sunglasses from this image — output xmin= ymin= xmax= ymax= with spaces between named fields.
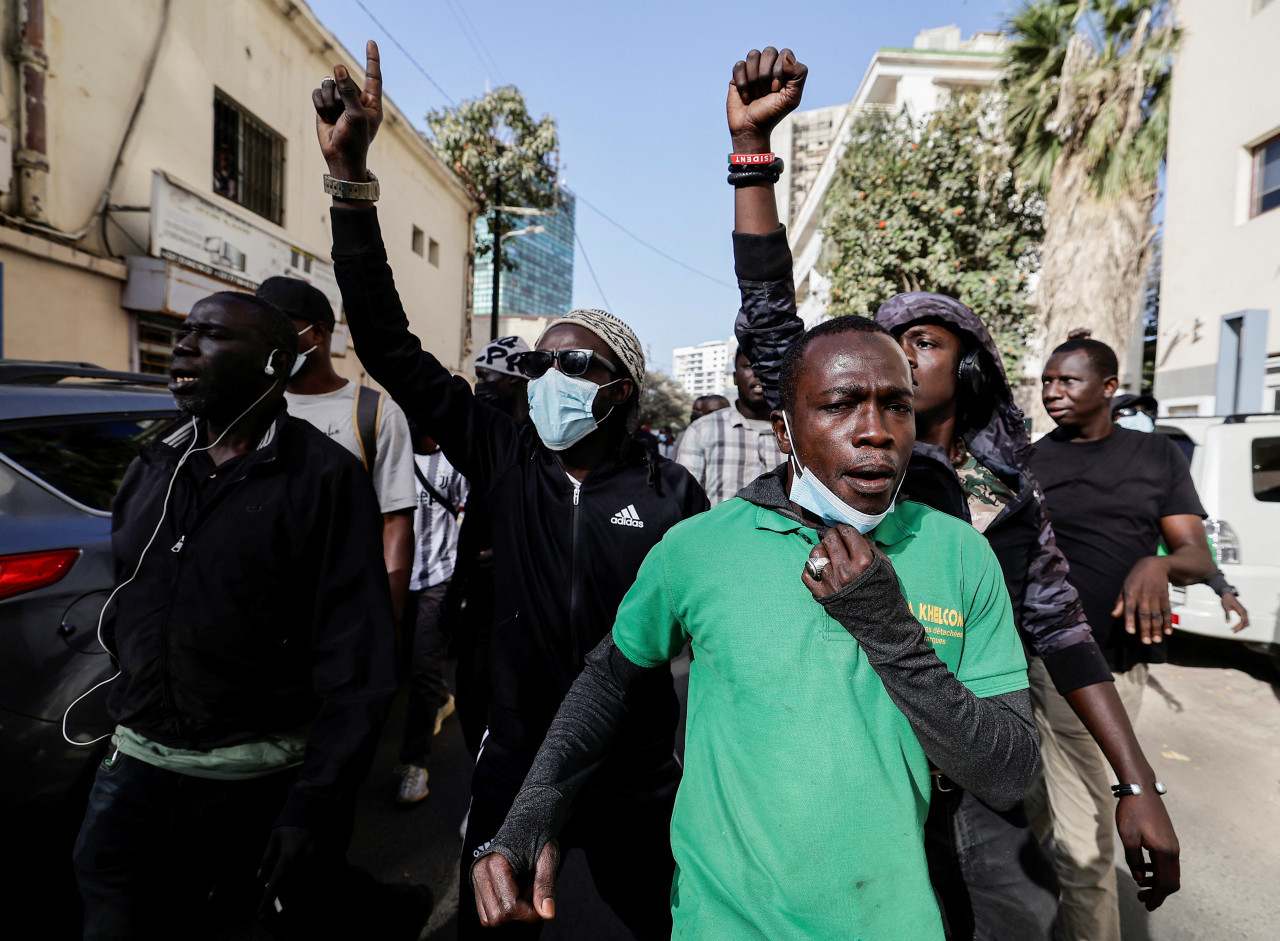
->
xmin=1113 ymin=407 xmax=1149 ymax=419
xmin=516 ymin=349 xmax=618 ymax=380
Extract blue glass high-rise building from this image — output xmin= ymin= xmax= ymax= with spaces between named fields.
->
xmin=473 ymin=186 xmax=576 ymax=331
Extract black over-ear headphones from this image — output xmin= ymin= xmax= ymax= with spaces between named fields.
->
xmin=956 ymin=346 xmax=992 ymax=405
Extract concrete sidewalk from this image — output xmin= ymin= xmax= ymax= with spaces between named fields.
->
xmin=1116 ymin=633 xmax=1280 ymax=940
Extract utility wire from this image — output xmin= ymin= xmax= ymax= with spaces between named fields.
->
xmin=441 ymin=0 xmax=505 ymax=82
xmin=575 ymin=194 xmax=735 ymax=290
xmin=343 ymin=9 xmax=726 ymax=297
xmin=574 ymin=229 xmax=614 ymax=313
xmin=352 ymin=0 xmax=456 ymax=105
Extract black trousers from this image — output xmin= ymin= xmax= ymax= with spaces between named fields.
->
xmin=925 ymin=781 xmax=1059 ymax=941
xmin=399 ymin=581 xmax=452 ymax=766
xmin=457 ymin=743 xmax=678 ymax=940
xmin=73 ymin=753 xmax=328 ymax=941
xmin=451 ymin=565 xmax=494 ymax=759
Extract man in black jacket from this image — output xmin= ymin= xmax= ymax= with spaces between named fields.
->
xmin=873 ymin=297 xmax=1180 ymax=937
xmin=72 ymin=292 xmax=397 ymax=939
xmin=311 ymin=44 xmax=707 ymax=939
xmin=468 ymin=46 xmax=1037 ymax=941
xmin=722 ymin=53 xmax=1183 ymax=938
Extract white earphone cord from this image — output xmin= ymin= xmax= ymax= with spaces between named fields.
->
xmin=61 ymin=378 xmax=283 ymax=746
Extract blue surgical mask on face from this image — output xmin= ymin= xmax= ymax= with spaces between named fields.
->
xmin=1115 ymin=412 xmax=1155 ymax=433
xmin=782 ymin=412 xmax=900 ymax=534
xmin=527 ymin=368 xmax=622 ymax=451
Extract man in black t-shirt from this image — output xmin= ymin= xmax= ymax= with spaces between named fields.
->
xmin=1026 ymin=339 xmax=1214 ymax=941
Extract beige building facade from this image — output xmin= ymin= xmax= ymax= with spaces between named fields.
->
xmin=1155 ymin=0 xmax=1280 ymax=416
xmin=0 ymin=0 xmax=477 ymax=382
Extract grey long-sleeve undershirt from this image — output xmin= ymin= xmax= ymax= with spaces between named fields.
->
xmin=474 ymin=555 xmax=1040 ymax=883
xmin=819 ymin=553 xmax=1040 ymax=812
xmin=473 ymin=636 xmax=643 ymax=882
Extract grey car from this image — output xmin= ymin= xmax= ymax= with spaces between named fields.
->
xmin=0 ymin=360 xmax=178 ymax=812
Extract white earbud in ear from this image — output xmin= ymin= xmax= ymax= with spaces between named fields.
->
xmin=265 ymin=349 xmax=280 ymax=377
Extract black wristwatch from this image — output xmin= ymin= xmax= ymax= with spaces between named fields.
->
xmin=1111 ymin=781 xmax=1167 ymax=798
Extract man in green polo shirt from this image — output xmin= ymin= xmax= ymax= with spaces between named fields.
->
xmin=468 ymin=48 xmax=1038 ymax=940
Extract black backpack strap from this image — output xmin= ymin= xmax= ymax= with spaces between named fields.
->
xmin=414 ymin=463 xmax=459 ymax=517
xmin=353 ymin=384 xmax=382 ymax=473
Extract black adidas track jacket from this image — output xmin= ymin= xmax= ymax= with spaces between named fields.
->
xmin=330 ymin=208 xmax=708 ymax=796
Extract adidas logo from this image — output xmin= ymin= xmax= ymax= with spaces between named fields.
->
xmin=610 ymin=504 xmax=645 ymax=528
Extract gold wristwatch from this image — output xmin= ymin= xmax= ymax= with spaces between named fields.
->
xmin=323 ymin=170 xmax=380 ymax=201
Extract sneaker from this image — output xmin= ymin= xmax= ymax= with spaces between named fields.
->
xmin=434 ymin=694 xmax=456 ymax=736
xmin=397 ymin=765 xmax=429 ymax=804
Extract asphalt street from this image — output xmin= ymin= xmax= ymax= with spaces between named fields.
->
xmin=16 ymin=634 xmax=1277 ymax=940
xmin=339 ymin=633 xmax=1280 ymax=940
xmin=1114 ymin=633 xmax=1280 ymax=940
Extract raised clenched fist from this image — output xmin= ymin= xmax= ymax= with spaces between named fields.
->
xmin=727 ymin=47 xmax=807 ymax=154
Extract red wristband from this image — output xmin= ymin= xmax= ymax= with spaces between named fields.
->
xmin=728 ymin=153 xmax=778 ymax=166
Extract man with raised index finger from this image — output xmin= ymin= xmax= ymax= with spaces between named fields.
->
xmin=468 ymin=47 xmax=1039 ymax=940
xmin=310 ymin=44 xmax=708 ymax=939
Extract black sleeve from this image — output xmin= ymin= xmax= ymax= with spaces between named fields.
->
xmin=819 ymin=555 xmax=1040 ymax=811
xmin=1021 ymin=484 xmax=1114 ymax=694
xmin=274 ymin=460 xmax=398 ymax=833
xmin=470 ymin=636 xmax=649 ymax=882
xmin=1208 ymin=570 xmax=1235 ymax=597
xmin=732 ymin=226 xmax=804 ymax=413
xmin=1156 ymin=434 xmax=1206 ymax=519
xmin=330 ymin=207 xmax=521 ymax=490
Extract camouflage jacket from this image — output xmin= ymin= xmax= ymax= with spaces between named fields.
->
xmin=733 ymin=226 xmax=1111 ymax=694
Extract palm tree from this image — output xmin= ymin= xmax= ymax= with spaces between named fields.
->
xmin=1003 ymin=0 xmax=1178 ymax=416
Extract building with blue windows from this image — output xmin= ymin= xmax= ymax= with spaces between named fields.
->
xmin=473 ymin=186 xmax=576 ymax=343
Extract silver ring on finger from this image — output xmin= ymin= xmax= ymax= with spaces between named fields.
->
xmin=805 ymin=556 xmax=830 ymax=581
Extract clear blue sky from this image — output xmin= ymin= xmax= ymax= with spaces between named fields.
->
xmin=306 ymin=0 xmax=1016 ymax=373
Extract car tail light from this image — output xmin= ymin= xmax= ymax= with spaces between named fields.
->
xmin=0 ymin=549 xmax=81 ymax=601
xmin=1204 ymin=519 xmax=1239 ymax=565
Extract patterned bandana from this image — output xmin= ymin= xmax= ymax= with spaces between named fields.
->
xmin=475 ymin=335 xmax=532 ymax=378
xmin=537 ymin=309 xmax=646 ymax=400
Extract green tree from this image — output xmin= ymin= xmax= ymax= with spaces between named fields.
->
xmin=1003 ymin=0 xmax=1178 ymax=407
xmin=425 ymin=86 xmax=558 ymax=268
xmin=821 ymin=94 xmax=1044 ymax=370
xmin=639 ymin=371 xmax=694 ymax=433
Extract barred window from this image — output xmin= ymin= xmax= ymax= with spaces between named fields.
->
xmin=213 ymin=89 xmax=285 ymax=225
xmin=137 ymin=312 xmax=184 ymax=376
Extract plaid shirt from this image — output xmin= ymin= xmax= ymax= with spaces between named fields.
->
xmin=674 ymin=405 xmax=783 ymax=506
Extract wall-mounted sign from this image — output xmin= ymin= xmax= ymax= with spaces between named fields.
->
xmin=149 ymin=170 xmax=341 ymax=315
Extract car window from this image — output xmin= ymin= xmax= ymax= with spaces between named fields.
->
xmin=0 ymin=459 xmax=84 ymax=519
xmin=0 ymin=417 xmax=175 ymax=512
xmin=1253 ymin=436 xmax=1280 ymax=503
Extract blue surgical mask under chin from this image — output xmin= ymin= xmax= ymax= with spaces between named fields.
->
xmin=291 ymin=325 xmax=319 ymax=378
xmin=527 ymin=369 xmax=621 ymax=451
xmin=1115 ymin=412 xmax=1155 ymax=434
xmin=290 ymin=345 xmax=317 ymax=378
xmin=782 ymin=412 xmax=900 ymax=534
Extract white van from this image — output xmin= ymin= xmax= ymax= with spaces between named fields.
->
xmin=1157 ymin=415 xmax=1280 ymax=669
